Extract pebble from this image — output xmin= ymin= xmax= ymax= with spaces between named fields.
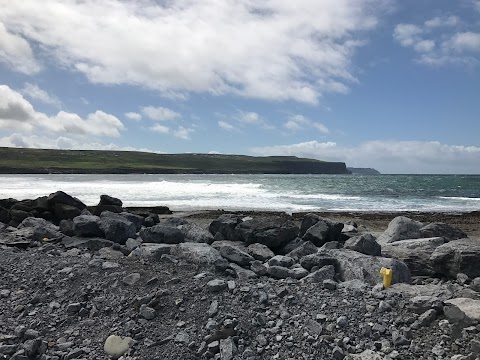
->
xmin=207 ymin=279 xmax=227 ymax=292
xmin=104 ymin=335 xmax=133 ymax=359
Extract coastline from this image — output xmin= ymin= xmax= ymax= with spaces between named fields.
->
xmin=152 ymin=208 xmax=480 ymax=239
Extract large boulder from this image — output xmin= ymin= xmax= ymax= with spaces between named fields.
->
xmin=73 ymin=215 xmax=104 ymax=237
xmin=299 ymin=213 xmax=321 ymax=237
xmin=140 ymin=225 xmax=184 ymax=244
xmin=444 ymin=298 xmax=480 ymax=325
xmin=170 ymin=242 xmax=223 ymax=265
xmin=18 ymin=217 xmax=62 ymax=241
xmin=382 ymin=237 xmax=446 ymax=276
xmin=419 ymin=222 xmax=467 ymax=241
xmin=208 ymin=214 xmax=242 ymax=240
xmin=377 ymin=216 xmax=424 ymax=244
xmin=344 ymin=233 xmax=381 ymax=256
xmin=0 ymin=206 xmax=9 ymax=223
xmin=99 ymin=194 xmax=123 ymax=207
xmin=62 ymin=236 xmax=113 ymax=251
xmin=430 ymin=238 xmax=480 ymax=279
xmin=301 ymin=249 xmax=411 ymax=285
xmin=99 ymin=212 xmax=136 ymax=245
xmin=120 ymin=212 xmax=144 ymax=232
xmin=286 ymin=240 xmax=318 ymax=261
xmin=301 ymin=219 xmax=343 ymax=247
xmin=246 ymin=243 xmax=275 ymax=261
xmin=235 ymin=217 xmax=299 ymax=250
xmin=47 ymin=191 xmax=86 ymax=220
xmin=179 ymin=223 xmax=214 ymax=244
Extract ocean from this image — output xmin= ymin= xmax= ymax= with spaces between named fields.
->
xmin=0 ymin=174 xmax=479 ymax=213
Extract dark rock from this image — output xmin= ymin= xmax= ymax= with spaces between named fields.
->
xmin=277 ymin=237 xmax=305 ymax=255
xmin=165 ymin=217 xmax=189 ymax=227
xmin=302 ymin=219 xmax=343 ymax=247
xmin=250 ymin=260 xmax=268 ymax=276
xmin=170 ymin=243 xmax=222 ymax=264
xmin=59 ymin=219 xmax=75 ymax=236
xmin=431 ymin=238 xmax=480 ymax=279
xmin=299 ymin=213 xmax=321 ymax=237
xmin=300 ymin=253 xmax=339 ymax=271
xmin=0 ymin=206 xmax=9 ymax=223
xmin=411 ymin=309 xmax=437 ymax=329
xmin=132 ymin=243 xmax=173 ymax=258
xmin=235 ymin=217 xmax=299 ymax=250
xmin=144 ymin=217 xmax=155 ymax=227
xmin=92 ymin=205 xmax=124 ymax=215
xmin=53 ymin=203 xmax=83 ymax=220
xmin=209 ymin=214 xmax=242 ymax=240
xmin=120 ymin=212 xmax=144 ymax=232
xmin=99 ymin=212 xmax=137 ymax=245
xmin=9 ymin=208 xmax=31 ymax=223
xmin=47 ymin=191 xmax=86 ymax=211
xmin=73 ymin=215 xmax=104 ymax=237
xmin=419 ymin=222 xmax=467 ymax=241
xmin=267 ymin=255 xmax=294 ymax=268
xmin=62 ymin=236 xmax=113 ymax=251
xmin=99 ymin=194 xmax=123 ymax=207
xmin=344 ymin=233 xmax=381 ymax=256
xmin=301 ymin=265 xmax=335 ymax=283
xmin=266 ymin=265 xmax=292 ymax=279
xmin=286 ymin=240 xmax=318 ymax=260
xmin=378 ymin=216 xmax=424 ymax=244
xmin=207 ymin=279 xmax=228 ymax=292
xmin=382 ymin=237 xmax=445 ymax=277
xmin=0 ymin=198 xmax=18 ymax=210
xmin=140 ymin=224 xmax=184 ymax=244
xmin=179 ymin=223 xmax=214 ymax=244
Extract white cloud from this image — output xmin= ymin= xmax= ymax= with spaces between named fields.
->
xmin=473 ymin=0 xmax=480 ymax=12
xmin=449 ymin=32 xmax=480 ymax=52
xmin=125 ymin=112 xmax=142 ymax=121
xmin=0 ymin=84 xmax=124 ymax=137
xmin=283 ymin=114 xmax=329 ymax=134
xmin=142 ymin=106 xmax=181 ymax=121
xmin=218 ymin=121 xmax=235 ymax=131
xmin=21 ymin=83 xmax=61 ymax=107
xmin=424 ymin=16 xmax=458 ymax=28
xmin=393 ymin=24 xmax=422 ymax=47
xmin=239 ymin=112 xmax=261 ymax=124
xmin=150 ymin=124 xmax=170 ymax=134
xmin=251 ymin=140 xmax=480 ymax=174
xmin=0 ymin=0 xmax=391 ymax=103
xmin=394 ymin=16 xmax=480 ymax=67
xmin=0 ymin=133 xmax=158 ymax=152
xmin=174 ymin=126 xmax=194 ymax=140
xmin=0 ymin=22 xmax=41 ymax=74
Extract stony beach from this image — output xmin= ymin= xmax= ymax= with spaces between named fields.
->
xmin=1 ymin=192 xmax=480 ymax=360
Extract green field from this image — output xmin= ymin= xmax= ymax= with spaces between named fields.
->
xmin=0 ymin=147 xmax=349 ymax=174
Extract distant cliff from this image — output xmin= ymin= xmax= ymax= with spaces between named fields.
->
xmin=0 ymin=147 xmax=350 ymax=174
xmin=347 ymin=167 xmax=381 ymax=175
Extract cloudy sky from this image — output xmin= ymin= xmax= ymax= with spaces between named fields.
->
xmin=0 ymin=0 xmax=479 ymax=174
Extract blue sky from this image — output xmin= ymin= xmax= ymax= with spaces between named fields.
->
xmin=0 ymin=0 xmax=479 ymax=174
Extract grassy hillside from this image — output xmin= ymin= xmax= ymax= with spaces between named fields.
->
xmin=0 ymin=147 xmax=350 ymax=174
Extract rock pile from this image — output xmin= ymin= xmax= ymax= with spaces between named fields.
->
xmin=0 ymin=192 xmax=479 ymax=359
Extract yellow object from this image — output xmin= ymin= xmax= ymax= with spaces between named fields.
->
xmin=380 ymin=267 xmax=393 ymax=288
xmin=43 ymin=237 xmax=48 ymax=241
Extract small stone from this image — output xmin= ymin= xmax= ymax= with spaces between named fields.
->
xmin=104 ymin=335 xmax=133 ymax=359
xmin=66 ymin=303 xmax=82 ymax=315
xmin=139 ymin=304 xmax=155 ymax=320
xmin=175 ymin=331 xmax=190 ymax=344
xmin=332 ymin=346 xmax=345 ymax=360
xmin=207 ymin=279 xmax=228 ymax=292
xmin=102 ymin=261 xmax=119 ymax=269
xmin=336 ymin=316 xmax=348 ymax=328
xmin=323 ymin=279 xmax=337 ymax=290
xmin=122 ymin=273 xmax=141 ymax=285
xmin=378 ymin=300 xmax=392 ymax=312
xmin=208 ymin=300 xmax=219 ymax=318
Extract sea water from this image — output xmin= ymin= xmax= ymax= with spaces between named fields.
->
xmin=0 ymin=174 xmax=479 ymax=213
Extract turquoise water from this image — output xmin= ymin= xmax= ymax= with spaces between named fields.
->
xmin=0 ymin=174 xmax=479 ymax=212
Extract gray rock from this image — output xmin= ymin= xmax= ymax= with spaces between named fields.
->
xmin=219 ymin=244 xmax=254 ymax=266
xmin=290 ymin=266 xmax=309 ymax=279
xmin=377 ymin=216 xmax=424 ymax=244
xmin=299 ymin=213 xmax=321 ymax=237
xmin=323 ymin=279 xmax=337 ymax=290
xmin=392 ymin=331 xmax=410 ymax=346
xmin=208 ymin=300 xmax=219 ymax=318
xmin=268 ymin=255 xmax=294 ymax=268
xmin=266 ymin=265 xmax=292 ymax=279
xmin=170 ymin=243 xmax=222 ymax=264
xmin=250 ymin=260 xmax=268 ymax=276
xmin=174 ymin=331 xmax=190 ymax=344
xmin=431 ymin=238 xmax=480 ymax=279
xmin=207 ymin=279 xmax=228 ymax=292
xmin=419 ymin=222 xmax=467 ymax=241
xmin=47 ymin=191 xmax=86 ymax=211
xmin=344 ymin=233 xmax=381 ymax=256
xmin=444 ymin=298 xmax=480 ymax=325
xmin=229 ymin=263 xmax=258 ymax=279
xmin=235 ymin=217 xmax=299 ymax=250
xmin=125 ymin=237 xmax=141 ymax=251
xmin=336 ymin=315 xmax=348 ymax=328
xmin=348 ymin=350 xmax=384 ymax=359
xmin=332 ymin=346 xmax=345 ymax=360
xmin=472 ymin=277 xmax=480 ymax=292
xmin=277 ymin=237 xmax=305 ymax=255
xmin=131 ymin=243 xmax=173 ymax=258
xmin=285 ymin=240 xmax=318 ymax=260
xmin=179 ymin=223 xmax=214 ymax=244
xmin=247 ymin=243 xmax=274 ymax=261
xmin=382 ymin=237 xmax=446 ymax=276
xmin=62 ymin=236 xmax=113 ymax=251
xmin=209 ymin=214 xmax=242 ymax=240
xmin=99 ymin=212 xmax=136 ymax=245
xmin=300 ymin=253 xmax=338 ymax=271
xmin=165 ymin=217 xmax=189 ymax=227
xmin=139 ymin=304 xmax=155 ymax=320
xmin=122 ymin=273 xmax=141 ymax=285
xmin=219 ymin=337 xmax=236 ymax=360
xmin=103 ymin=335 xmax=133 ymax=360
xmin=411 ymin=309 xmax=437 ymax=329
xmin=140 ymin=224 xmax=185 ymax=244
xmin=316 ymin=249 xmax=411 ymax=285
xmin=59 ymin=219 xmax=75 ymax=236
xmin=301 ymin=265 xmax=335 ymax=283
xmin=73 ymin=215 xmax=104 ymax=237
xmin=407 ymin=295 xmax=443 ymax=314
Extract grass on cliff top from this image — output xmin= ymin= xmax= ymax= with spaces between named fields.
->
xmin=0 ymin=147 xmax=329 ymax=172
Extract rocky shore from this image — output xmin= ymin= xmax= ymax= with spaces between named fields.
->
xmin=1 ymin=191 xmax=479 ymax=360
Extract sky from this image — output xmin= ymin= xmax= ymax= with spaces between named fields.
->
xmin=0 ymin=0 xmax=479 ymax=174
